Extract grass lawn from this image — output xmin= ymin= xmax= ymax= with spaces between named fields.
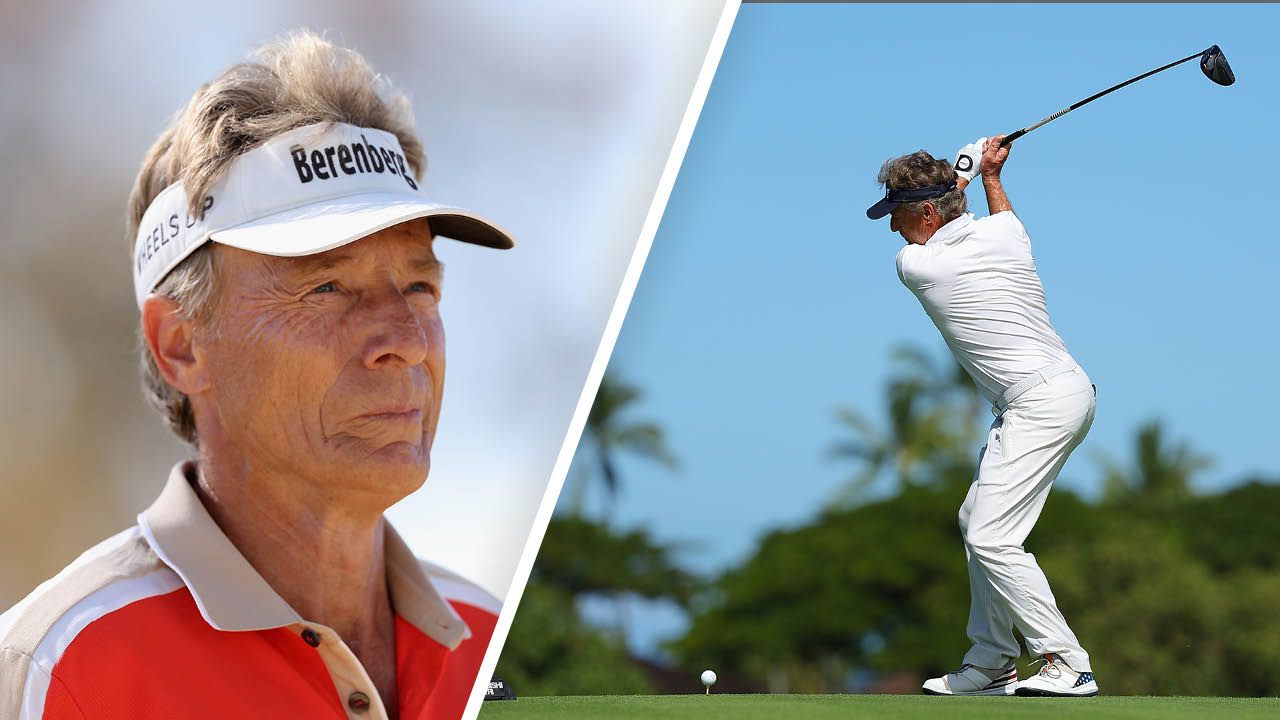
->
xmin=480 ymin=694 xmax=1279 ymax=719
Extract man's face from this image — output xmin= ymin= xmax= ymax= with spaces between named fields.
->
xmin=196 ymin=219 xmax=445 ymax=500
xmin=889 ymin=204 xmax=931 ymax=246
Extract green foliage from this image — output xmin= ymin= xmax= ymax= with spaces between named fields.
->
xmin=1173 ymin=480 xmax=1280 ymax=573
xmin=671 ymin=482 xmax=973 ymax=691
xmin=670 ymin=347 xmax=1280 ymax=695
xmin=673 ymin=476 xmax=1280 ymax=695
xmin=1041 ymin=523 xmax=1231 ymax=695
xmin=498 ymin=515 xmax=700 ymax=695
xmin=828 ymin=346 xmax=983 ymax=505
xmin=1099 ymin=420 xmax=1212 ymax=504
xmin=1219 ymin=571 xmax=1280 ymax=696
xmin=533 ymin=516 xmax=701 ymax=607
xmin=494 ymin=580 xmax=654 ymax=696
xmin=505 ymin=346 xmax=1280 ymax=697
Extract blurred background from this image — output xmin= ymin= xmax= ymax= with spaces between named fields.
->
xmin=493 ymin=3 xmax=1280 ymax=698
xmin=0 ymin=0 xmax=729 ymax=604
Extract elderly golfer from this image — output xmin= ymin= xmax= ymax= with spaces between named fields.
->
xmin=867 ymin=137 xmax=1098 ymax=697
xmin=1 ymin=33 xmax=511 ymax=719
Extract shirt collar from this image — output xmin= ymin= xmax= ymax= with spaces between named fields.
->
xmin=930 ymin=212 xmax=974 ymax=244
xmin=138 ymin=461 xmax=469 ymax=649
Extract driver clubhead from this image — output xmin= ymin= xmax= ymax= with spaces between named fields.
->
xmin=1201 ymin=45 xmax=1235 ymax=86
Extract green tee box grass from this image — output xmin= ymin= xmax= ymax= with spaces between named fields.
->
xmin=480 ymin=695 xmax=1280 ymax=720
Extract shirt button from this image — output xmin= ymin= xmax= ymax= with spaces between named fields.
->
xmin=348 ymin=691 xmax=371 ymax=712
xmin=301 ymin=628 xmax=321 ymax=647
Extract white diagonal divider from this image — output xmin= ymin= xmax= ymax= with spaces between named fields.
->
xmin=461 ymin=2 xmax=742 ymax=716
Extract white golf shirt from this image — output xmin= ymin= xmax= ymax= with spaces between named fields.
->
xmin=896 ymin=211 xmax=1076 ymax=404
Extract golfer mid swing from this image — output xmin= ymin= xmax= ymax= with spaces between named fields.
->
xmin=867 ymin=137 xmax=1098 ymax=697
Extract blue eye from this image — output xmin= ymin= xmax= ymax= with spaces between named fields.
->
xmin=407 ymin=281 xmax=436 ymax=295
xmin=311 ymin=281 xmax=337 ymax=294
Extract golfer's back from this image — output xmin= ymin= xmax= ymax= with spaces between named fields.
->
xmin=896 ymin=211 xmax=1075 ymax=403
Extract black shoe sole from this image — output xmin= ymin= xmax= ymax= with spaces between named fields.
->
xmin=1015 ymin=687 xmax=1098 ymax=697
xmin=923 ymin=684 xmax=1017 ymax=697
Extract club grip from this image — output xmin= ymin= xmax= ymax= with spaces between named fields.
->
xmin=1000 ymin=130 xmax=1025 ymax=147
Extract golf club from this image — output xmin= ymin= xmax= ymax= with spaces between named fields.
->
xmin=1000 ymin=45 xmax=1234 ymax=147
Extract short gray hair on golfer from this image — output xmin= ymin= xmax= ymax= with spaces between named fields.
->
xmin=127 ymin=30 xmax=426 ymax=446
xmin=877 ymin=150 xmax=967 ymax=224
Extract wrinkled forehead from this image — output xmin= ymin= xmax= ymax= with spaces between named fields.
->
xmin=220 ymin=219 xmax=442 ymax=284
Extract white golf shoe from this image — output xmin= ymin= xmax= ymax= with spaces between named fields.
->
xmin=922 ymin=663 xmax=1018 ymax=696
xmin=1015 ymin=654 xmax=1099 ymax=697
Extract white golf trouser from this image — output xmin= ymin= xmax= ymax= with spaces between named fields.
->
xmin=958 ymin=365 xmax=1095 ymax=672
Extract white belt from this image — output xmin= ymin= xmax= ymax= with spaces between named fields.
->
xmin=992 ymin=362 xmax=1079 ymax=417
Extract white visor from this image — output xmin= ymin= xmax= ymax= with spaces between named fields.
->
xmin=131 ymin=122 xmax=513 ymax=308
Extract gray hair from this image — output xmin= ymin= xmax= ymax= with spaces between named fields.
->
xmin=127 ymin=30 xmax=426 ymax=446
xmin=876 ymin=150 xmax=967 ymax=224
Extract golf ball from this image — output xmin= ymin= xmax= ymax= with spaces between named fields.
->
xmin=701 ymin=669 xmax=717 ymax=686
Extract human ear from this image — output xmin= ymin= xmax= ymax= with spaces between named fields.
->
xmin=141 ymin=295 xmax=211 ymax=395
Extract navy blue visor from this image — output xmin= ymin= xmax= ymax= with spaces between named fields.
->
xmin=866 ymin=182 xmax=957 ymax=220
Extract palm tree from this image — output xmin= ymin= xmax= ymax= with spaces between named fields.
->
xmin=828 ymin=345 xmax=984 ymax=505
xmin=560 ymin=372 xmax=680 ymax=638
xmin=1100 ymin=420 xmax=1210 ymax=503
xmin=574 ymin=372 xmax=678 ymax=517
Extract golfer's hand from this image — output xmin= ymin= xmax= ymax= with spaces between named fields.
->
xmin=953 ymin=137 xmax=986 ymax=183
xmin=982 ymin=135 xmax=1010 ymax=177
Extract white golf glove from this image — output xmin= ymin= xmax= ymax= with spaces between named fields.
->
xmin=953 ymin=137 xmax=987 ymax=182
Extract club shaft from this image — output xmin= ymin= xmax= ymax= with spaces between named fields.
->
xmin=1001 ymin=49 xmax=1204 ymax=146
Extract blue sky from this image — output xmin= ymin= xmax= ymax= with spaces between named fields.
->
xmin=570 ymin=3 xmax=1280 ymax=655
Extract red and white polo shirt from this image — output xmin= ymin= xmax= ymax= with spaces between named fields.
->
xmin=0 ymin=463 xmax=499 ymax=719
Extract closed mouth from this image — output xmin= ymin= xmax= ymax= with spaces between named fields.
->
xmin=359 ymin=408 xmax=423 ymax=422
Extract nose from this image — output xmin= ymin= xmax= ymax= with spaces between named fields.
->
xmin=360 ymin=289 xmax=430 ymax=370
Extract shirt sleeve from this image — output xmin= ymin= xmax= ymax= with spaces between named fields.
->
xmin=895 ymin=246 xmax=916 ymax=287
xmin=0 ymin=648 xmax=28 ymax=720
xmin=0 ymin=648 xmax=89 ymax=720
xmin=980 ymin=210 xmax=1032 ymax=247
xmin=896 ymin=244 xmax=939 ymax=290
